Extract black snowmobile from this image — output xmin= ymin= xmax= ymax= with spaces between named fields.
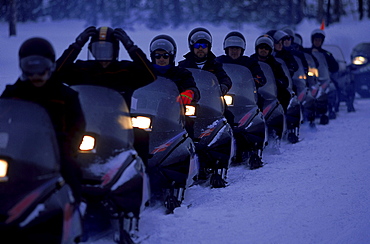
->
xmin=311 ymin=51 xmax=338 ymax=122
xmin=222 ymin=63 xmax=267 ymax=169
xmin=275 ymin=57 xmax=302 ymax=143
xmin=0 ymin=99 xmax=82 ymax=244
xmin=186 ymin=68 xmax=235 ymax=188
xmin=130 ymin=77 xmax=198 ymax=214
xmin=71 ymin=85 xmax=150 ymax=244
xmin=350 ymin=42 xmax=370 ymax=98
xmin=304 ymin=52 xmax=330 ymax=125
xmin=257 ymin=62 xmax=286 ymax=153
xmin=292 ymin=54 xmax=317 ymax=127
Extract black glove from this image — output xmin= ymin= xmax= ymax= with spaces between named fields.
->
xmin=75 ymin=26 xmax=96 ymax=48
xmin=220 ymin=84 xmax=229 ymax=96
xmin=113 ymin=28 xmax=134 ymax=50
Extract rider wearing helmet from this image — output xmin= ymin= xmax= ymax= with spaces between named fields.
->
xmin=216 ymin=31 xmax=266 ymax=87
xmin=267 ymin=29 xmax=299 ymax=77
xmin=56 ymin=26 xmax=157 ymax=107
xmin=178 ymin=27 xmax=232 ymax=96
xmin=149 ymin=34 xmax=200 ymax=104
xmin=1 ymin=37 xmax=86 ymax=203
xmin=250 ymin=34 xmax=290 ymax=110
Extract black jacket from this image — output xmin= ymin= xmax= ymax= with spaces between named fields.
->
xmin=304 ymin=46 xmax=339 ymax=73
xmin=178 ymin=51 xmax=232 ymax=94
xmin=274 ymin=49 xmax=299 ymax=77
xmin=56 ymin=42 xmax=157 ymax=107
xmin=215 ymin=55 xmax=267 ymax=87
xmin=155 ymin=65 xmax=201 ymax=103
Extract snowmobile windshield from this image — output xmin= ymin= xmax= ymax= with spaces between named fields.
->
xmin=257 ymin=62 xmax=278 ymax=100
xmin=0 ymin=99 xmax=60 ymax=194
xmin=90 ymin=41 xmax=114 ymax=61
xmin=275 ymin=58 xmax=293 ymax=90
xmin=311 ymin=51 xmax=331 ymax=81
xmin=292 ymin=56 xmax=307 ymax=93
xmin=71 ymin=85 xmax=133 ymax=157
xmin=131 ymin=77 xmax=185 ymax=137
xmin=222 ymin=63 xmax=258 ymax=107
xmin=186 ymin=68 xmax=224 ymax=120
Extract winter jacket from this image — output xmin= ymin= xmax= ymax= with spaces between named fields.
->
xmin=178 ymin=51 xmax=232 ymax=95
xmin=154 ymin=65 xmax=201 ymax=103
xmin=304 ymin=46 xmax=339 ymax=73
xmin=1 ymin=76 xmax=86 ymax=201
xmin=56 ymin=42 xmax=157 ymax=107
xmin=215 ymin=55 xmax=267 ymax=87
xmin=250 ymin=53 xmax=291 ymax=110
xmin=273 ymin=49 xmax=299 ymax=77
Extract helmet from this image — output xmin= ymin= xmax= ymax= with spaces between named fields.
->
xmin=311 ymin=29 xmax=325 ymax=43
xmin=19 ymin=37 xmax=56 ymax=77
xmin=149 ymin=34 xmax=177 ymax=64
xmin=255 ymin=34 xmax=274 ymax=53
xmin=282 ymin=27 xmax=295 ymax=41
xmin=223 ymin=31 xmax=246 ymax=54
xmin=267 ymin=30 xmax=289 ymax=44
xmin=188 ymin=27 xmax=212 ymax=50
xmin=88 ymin=27 xmax=119 ymax=61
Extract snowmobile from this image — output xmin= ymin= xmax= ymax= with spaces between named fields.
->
xmin=257 ymin=62 xmax=286 ymax=153
xmin=130 ymin=77 xmax=198 ymax=213
xmin=350 ymin=42 xmax=370 ymax=98
xmin=71 ymin=85 xmax=150 ymax=244
xmin=186 ymin=68 xmax=235 ymax=188
xmin=222 ymin=63 xmax=267 ymax=169
xmin=0 ymin=98 xmax=82 ymax=244
xmin=311 ymin=51 xmax=338 ymax=122
xmin=275 ymin=57 xmax=302 ymax=143
xmin=292 ymin=54 xmax=317 ymax=127
xmin=323 ymin=44 xmax=355 ymax=112
xmin=304 ymin=52 xmax=330 ymax=125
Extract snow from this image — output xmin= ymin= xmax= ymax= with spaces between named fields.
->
xmin=1 ymin=17 xmax=370 ymax=244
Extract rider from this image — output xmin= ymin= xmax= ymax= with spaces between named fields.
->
xmin=250 ymin=34 xmax=290 ymax=111
xmin=216 ymin=31 xmax=266 ymax=88
xmin=149 ymin=34 xmax=200 ymax=104
xmin=1 ymin=37 xmax=86 ymax=203
xmin=56 ymin=26 xmax=157 ymax=108
xmin=149 ymin=34 xmax=200 ymax=138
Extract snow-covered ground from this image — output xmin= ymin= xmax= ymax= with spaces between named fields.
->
xmin=1 ymin=18 xmax=370 ymax=244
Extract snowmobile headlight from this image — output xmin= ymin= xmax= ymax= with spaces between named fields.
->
xmin=298 ymin=74 xmax=307 ymax=80
xmin=0 ymin=159 xmax=9 ymax=181
xmin=79 ymin=135 xmax=96 ymax=151
xmin=185 ymin=105 xmax=196 ymax=117
xmin=132 ymin=116 xmax=152 ymax=131
xmin=352 ymin=56 xmax=367 ymax=65
xmin=224 ymin=94 xmax=234 ymax=106
xmin=308 ymin=67 xmax=319 ymax=77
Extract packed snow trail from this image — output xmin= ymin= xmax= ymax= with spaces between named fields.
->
xmin=134 ymin=98 xmax=370 ymax=244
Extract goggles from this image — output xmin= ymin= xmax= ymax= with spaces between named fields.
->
xmin=20 ymin=55 xmax=54 ymax=77
xmin=194 ymin=43 xmax=208 ymax=49
xmin=154 ymin=53 xmax=170 ymax=59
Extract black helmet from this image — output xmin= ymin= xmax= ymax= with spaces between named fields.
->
xmin=188 ymin=27 xmax=212 ymax=50
xmin=88 ymin=27 xmax=119 ymax=61
xmin=294 ymin=33 xmax=303 ymax=47
xmin=255 ymin=34 xmax=274 ymax=53
xmin=19 ymin=37 xmax=56 ymax=77
xmin=149 ymin=34 xmax=177 ymax=64
xmin=223 ymin=31 xmax=246 ymax=55
xmin=311 ymin=29 xmax=325 ymax=43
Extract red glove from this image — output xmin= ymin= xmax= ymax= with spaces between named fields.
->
xmin=179 ymin=90 xmax=194 ymax=105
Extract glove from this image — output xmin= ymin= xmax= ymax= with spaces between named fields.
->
xmin=113 ymin=28 xmax=134 ymax=50
xmin=220 ymin=84 xmax=229 ymax=96
xmin=75 ymin=26 xmax=96 ymax=48
xmin=179 ymin=90 xmax=194 ymax=105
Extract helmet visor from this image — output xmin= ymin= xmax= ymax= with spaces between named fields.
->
xmin=150 ymin=39 xmax=174 ymax=55
xmin=20 ymin=55 xmax=54 ymax=76
xmin=91 ymin=41 xmax=114 ymax=61
xmin=224 ymin=36 xmax=246 ymax=49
